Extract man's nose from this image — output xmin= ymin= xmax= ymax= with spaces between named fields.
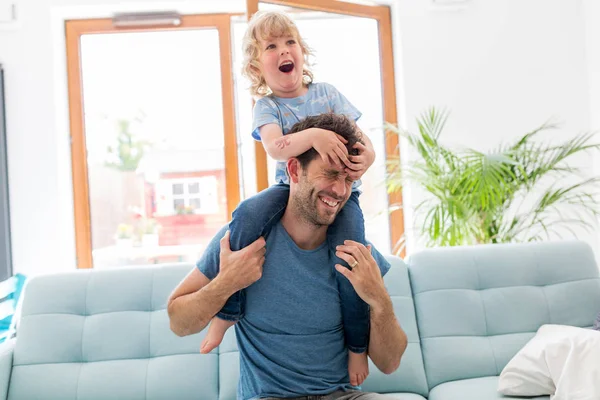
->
xmin=330 ymin=178 xmax=347 ymax=198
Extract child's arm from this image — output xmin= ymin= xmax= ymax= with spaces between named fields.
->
xmin=259 ymin=123 xmax=352 ymax=167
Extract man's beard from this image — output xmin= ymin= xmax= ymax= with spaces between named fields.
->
xmin=291 ymin=182 xmax=346 ymax=228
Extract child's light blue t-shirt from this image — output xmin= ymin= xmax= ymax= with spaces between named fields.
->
xmin=196 ymin=223 xmax=391 ymax=400
xmin=252 ymin=82 xmax=362 ymax=186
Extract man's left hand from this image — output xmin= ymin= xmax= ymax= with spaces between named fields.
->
xmin=335 ymin=240 xmax=387 ymax=308
xmin=344 ymin=142 xmax=375 ymax=181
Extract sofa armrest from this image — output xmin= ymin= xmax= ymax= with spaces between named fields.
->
xmin=0 ymin=339 xmax=14 ymax=400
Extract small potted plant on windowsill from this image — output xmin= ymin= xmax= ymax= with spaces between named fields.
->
xmin=114 ymin=223 xmax=134 ymax=247
xmin=141 ymin=218 xmax=161 ymax=247
xmin=174 ymin=204 xmax=204 ymax=225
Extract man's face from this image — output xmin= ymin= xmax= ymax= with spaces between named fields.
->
xmin=291 ymin=157 xmax=354 ymax=227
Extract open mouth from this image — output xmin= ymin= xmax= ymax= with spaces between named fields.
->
xmin=279 ymin=61 xmax=294 ymax=73
xmin=319 ymin=196 xmax=339 ymax=208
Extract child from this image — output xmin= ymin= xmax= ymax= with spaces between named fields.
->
xmin=200 ymin=10 xmax=380 ymax=387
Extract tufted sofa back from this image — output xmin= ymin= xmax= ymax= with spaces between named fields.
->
xmin=8 ymin=256 xmax=429 ymax=399
xmin=408 ymin=240 xmax=600 ymax=389
xmin=9 ymin=264 xmax=213 ymax=400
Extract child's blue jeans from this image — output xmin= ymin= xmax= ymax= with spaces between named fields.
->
xmin=220 ymin=183 xmax=369 ymax=354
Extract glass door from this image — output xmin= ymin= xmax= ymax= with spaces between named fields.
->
xmin=67 ymin=15 xmax=240 ymax=268
xmin=239 ymin=1 xmax=402 ymax=253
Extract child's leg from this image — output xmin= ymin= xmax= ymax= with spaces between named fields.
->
xmin=201 ymin=184 xmax=289 ymax=354
xmin=328 ymin=191 xmax=370 ymax=386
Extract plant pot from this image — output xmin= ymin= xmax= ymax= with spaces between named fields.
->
xmin=142 ymin=233 xmax=159 ymax=247
xmin=115 ymin=238 xmax=133 ymax=248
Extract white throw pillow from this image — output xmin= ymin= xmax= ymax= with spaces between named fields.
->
xmin=497 ymin=324 xmax=556 ymax=396
xmin=498 ymin=324 xmax=600 ymax=400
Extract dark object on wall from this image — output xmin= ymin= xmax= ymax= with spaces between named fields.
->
xmin=0 ymin=65 xmax=12 ymax=280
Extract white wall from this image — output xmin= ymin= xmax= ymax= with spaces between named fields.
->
xmin=0 ymin=0 xmax=596 ymax=275
xmin=394 ymin=0 xmax=596 ymax=254
xmin=584 ymin=0 xmax=600 ymax=176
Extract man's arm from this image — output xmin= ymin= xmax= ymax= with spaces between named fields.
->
xmin=368 ymin=290 xmax=408 ymax=374
xmin=335 ymin=241 xmax=408 ymax=374
xmin=167 ymin=269 xmax=233 ymax=336
xmin=167 ymin=230 xmax=266 ymax=336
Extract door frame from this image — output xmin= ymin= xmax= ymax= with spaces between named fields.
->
xmin=246 ymin=0 xmax=405 ymax=255
xmin=65 ymin=14 xmax=241 ymax=269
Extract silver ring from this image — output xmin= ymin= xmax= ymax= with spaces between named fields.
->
xmin=350 ymin=260 xmax=358 ymax=268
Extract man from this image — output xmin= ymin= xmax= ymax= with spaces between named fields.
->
xmin=168 ymin=114 xmax=407 ymax=399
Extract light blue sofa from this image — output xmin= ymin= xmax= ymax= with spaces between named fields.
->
xmin=0 ymin=240 xmax=598 ymax=399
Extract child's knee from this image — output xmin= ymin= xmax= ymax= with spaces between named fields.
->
xmin=232 ymin=197 xmax=262 ymax=221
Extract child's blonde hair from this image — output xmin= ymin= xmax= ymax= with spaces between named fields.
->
xmin=242 ymin=10 xmax=314 ymax=98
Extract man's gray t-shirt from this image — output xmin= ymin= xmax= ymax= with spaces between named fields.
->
xmin=196 ymin=222 xmax=391 ymax=400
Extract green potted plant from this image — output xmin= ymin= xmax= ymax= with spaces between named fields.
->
xmin=114 ymin=223 xmax=134 ymax=247
xmin=141 ymin=218 xmax=160 ymax=247
xmin=386 ymin=108 xmax=600 ymax=253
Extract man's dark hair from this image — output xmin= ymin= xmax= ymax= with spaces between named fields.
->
xmin=290 ymin=113 xmax=364 ymax=169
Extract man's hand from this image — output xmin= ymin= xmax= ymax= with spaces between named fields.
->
xmin=344 ymin=142 xmax=375 ymax=181
xmin=335 ymin=240 xmax=407 ymax=374
xmin=215 ymin=230 xmax=266 ymax=295
xmin=334 ymin=240 xmax=387 ymax=310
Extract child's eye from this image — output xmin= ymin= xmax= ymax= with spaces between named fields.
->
xmin=287 ymin=39 xmax=296 ymax=45
xmin=266 ymin=44 xmax=275 ymax=50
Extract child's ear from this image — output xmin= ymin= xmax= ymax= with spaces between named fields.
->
xmin=287 ymin=158 xmax=301 ymax=183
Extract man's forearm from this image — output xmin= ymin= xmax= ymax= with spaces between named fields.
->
xmin=168 ymin=277 xmax=233 ymax=337
xmin=368 ymin=295 xmax=407 ymax=374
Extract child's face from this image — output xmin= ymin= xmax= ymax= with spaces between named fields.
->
xmin=258 ymin=34 xmax=306 ymax=98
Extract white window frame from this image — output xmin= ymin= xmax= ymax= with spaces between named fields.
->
xmin=156 ymin=176 xmax=219 ymax=216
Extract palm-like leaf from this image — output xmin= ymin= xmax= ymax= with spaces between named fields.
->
xmin=386 ymin=107 xmax=600 ymax=253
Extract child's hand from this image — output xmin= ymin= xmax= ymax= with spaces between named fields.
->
xmin=345 ymin=142 xmax=375 ymax=181
xmin=312 ymin=129 xmax=350 ymax=168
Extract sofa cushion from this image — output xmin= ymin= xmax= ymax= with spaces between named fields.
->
xmin=380 ymin=394 xmax=427 ymax=399
xmin=428 ymin=376 xmax=549 ymax=400
xmin=10 ymin=264 xmax=215 ymax=400
xmin=408 ymin=240 xmax=600 ymax=390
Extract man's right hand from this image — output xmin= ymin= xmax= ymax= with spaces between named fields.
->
xmin=215 ymin=230 xmax=266 ymax=294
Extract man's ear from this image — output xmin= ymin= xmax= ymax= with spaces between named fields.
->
xmin=287 ymin=158 xmax=301 ymax=183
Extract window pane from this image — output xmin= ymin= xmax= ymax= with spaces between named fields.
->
xmin=173 ymin=198 xmax=185 ymax=211
xmin=232 ymin=17 xmax=258 ymax=200
xmin=188 ymin=182 xmax=200 ymax=194
xmin=189 ymin=197 xmax=202 ymax=209
xmin=247 ymin=5 xmax=391 ymax=253
xmin=81 ymin=29 xmax=230 ymax=268
xmin=172 ymin=183 xmax=184 ymax=196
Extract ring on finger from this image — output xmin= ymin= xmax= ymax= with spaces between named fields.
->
xmin=350 ymin=260 xmax=359 ymax=269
